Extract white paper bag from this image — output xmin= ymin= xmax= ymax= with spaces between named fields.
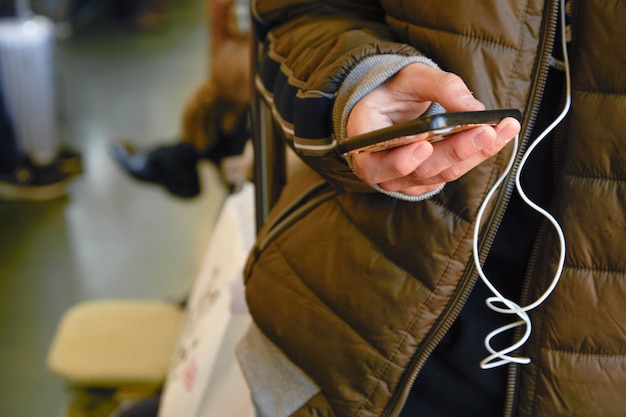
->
xmin=158 ymin=183 xmax=256 ymax=417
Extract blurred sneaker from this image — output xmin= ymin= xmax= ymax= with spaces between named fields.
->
xmin=109 ymin=140 xmax=201 ymax=198
xmin=110 ymin=109 xmax=252 ymax=198
xmin=0 ymin=157 xmax=71 ymax=201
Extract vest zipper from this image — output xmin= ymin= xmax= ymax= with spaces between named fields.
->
xmin=502 ymin=1 xmax=561 ymax=416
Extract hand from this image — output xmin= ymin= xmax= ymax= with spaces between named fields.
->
xmin=347 ymin=63 xmax=521 ymax=196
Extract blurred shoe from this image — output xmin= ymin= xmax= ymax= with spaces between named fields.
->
xmin=109 ymin=140 xmax=201 ymax=198
xmin=110 ymin=107 xmax=251 ymax=198
xmin=0 ymin=157 xmax=71 ymax=201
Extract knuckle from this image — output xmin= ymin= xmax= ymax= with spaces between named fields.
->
xmin=451 ymin=145 xmax=472 ymax=162
xmin=479 ymin=145 xmax=503 ymax=161
xmin=412 ymin=164 xmax=436 ymax=180
xmin=438 ymin=72 xmax=465 ymax=89
xmin=357 ymin=167 xmax=381 ymax=184
xmin=440 ymin=165 xmax=466 ymax=183
xmin=352 ymin=160 xmax=376 ymax=183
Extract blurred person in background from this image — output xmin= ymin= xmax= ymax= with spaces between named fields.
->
xmin=109 ymin=0 xmax=252 ymax=198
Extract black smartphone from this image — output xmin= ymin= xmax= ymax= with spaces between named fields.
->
xmin=339 ymin=109 xmax=522 ymax=156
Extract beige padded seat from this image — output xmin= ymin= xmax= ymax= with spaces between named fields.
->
xmin=47 ymin=299 xmax=184 ymax=417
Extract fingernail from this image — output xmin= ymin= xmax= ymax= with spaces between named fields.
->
xmin=411 ymin=142 xmax=431 ymax=163
xmin=497 ymin=126 xmax=518 ymax=144
xmin=461 ymin=92 xmax=484 ymax=109
xmin=471 ymin=129 xmax=491 ymax=149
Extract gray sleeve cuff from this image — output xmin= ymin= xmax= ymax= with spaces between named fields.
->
xmin=370 ymin=183 xmax=446 ymax=201
xmin=344 ymin=155 xmax=446 ymax=201
xmin=333 ymin=54 xmax=441 ymax=142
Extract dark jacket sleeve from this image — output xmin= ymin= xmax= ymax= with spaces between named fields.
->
xmin=252 ymin=0 xmax=425 ymax=192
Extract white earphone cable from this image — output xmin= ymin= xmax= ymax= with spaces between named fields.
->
xmin=474 ymin=0 xmax=571 ymax=369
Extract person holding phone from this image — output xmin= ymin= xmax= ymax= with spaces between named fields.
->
xmin=237 ymin=1 xmax=626 ymax=416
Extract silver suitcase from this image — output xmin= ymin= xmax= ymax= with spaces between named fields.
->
xmin=0 ymin=14 xmax=58 ymax=165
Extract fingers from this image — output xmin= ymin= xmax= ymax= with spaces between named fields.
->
xmin=353 ymin=140 xmax=434 ymax=184
xmin=383 ymin=127 xmax=501 ymax=190
xmin=352 ymin=117 xmax=521 ymax=194
xmin=419 ymin=120 xmax=519 ymax=179
xmin=494 ymin=117 xmax=521 ymax=144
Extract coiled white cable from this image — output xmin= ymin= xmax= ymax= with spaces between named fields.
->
xmin=474 ymin=0 xmax=571 ymax=370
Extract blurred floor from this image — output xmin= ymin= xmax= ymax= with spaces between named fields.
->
xmin=0 ymin=1 xmax=228 ymax=415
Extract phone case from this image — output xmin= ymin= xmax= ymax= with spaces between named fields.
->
xmin=339 ymin=109 xmax=522 ymax=155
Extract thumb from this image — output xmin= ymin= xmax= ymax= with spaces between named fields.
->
xmin=396 ymin=64 xmax=485 ymax=112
